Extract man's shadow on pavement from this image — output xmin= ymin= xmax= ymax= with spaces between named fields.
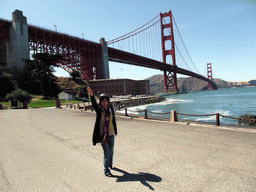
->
xmin=111 ymin=167 xmax=162 ymax=190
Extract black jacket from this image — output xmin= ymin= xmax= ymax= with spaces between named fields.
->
xmin=91 ymin=95 xmax=117 ymax=146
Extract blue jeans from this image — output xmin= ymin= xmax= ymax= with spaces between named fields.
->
xmin=102 ymin=135 xmax=115 ymax=174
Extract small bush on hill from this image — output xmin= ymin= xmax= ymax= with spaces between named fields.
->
xmin=238 ymin=114 xmax=256 ymax=126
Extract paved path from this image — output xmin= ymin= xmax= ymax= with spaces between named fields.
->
xmin=0 ymin=108 xmax=255 ymax=191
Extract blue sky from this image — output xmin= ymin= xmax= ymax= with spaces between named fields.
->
xmin=1 ymin=0 xmax=255 ymax=82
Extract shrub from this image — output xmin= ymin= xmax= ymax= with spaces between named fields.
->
xmin=6 ymin=88 xmax=32 ymax=103
xmin=238 ymin=114 xmax=256 ymax=126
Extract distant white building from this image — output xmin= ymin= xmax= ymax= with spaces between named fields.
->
xmin=58 ymin=89 xmax=77 ymax=100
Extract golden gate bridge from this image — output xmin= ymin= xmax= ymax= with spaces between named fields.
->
xmin=0 ymin=10 xmax=217 ymax=93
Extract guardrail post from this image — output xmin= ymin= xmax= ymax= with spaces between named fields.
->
xmin=8 ymin=100 xmax=11 ymax=109
xmin=170 ymin=110 xmax=178 ymax=122
xmin=56 ymin=98 xmax=61 ymax=108
xmin=22 ymin=100 xmax=28 ymax=109
xmin=125 ymin=108 xmax=128 ymax=116
xmin=216 ymin=113 xmax=220 ymax=126
xmin=144 ymin=109 xmax=148 ymax=119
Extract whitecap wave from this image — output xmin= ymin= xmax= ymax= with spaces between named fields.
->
xmin=116 ymin=98 xmax=194 ymax=115
xmin=150 ymin=109 xmax=162 ymax=113
xmin=185 ymin=110 xmax=231 ymax=123
xmin=214 ymin=110 xmax=231 ymax=116
xmin=155 ymin=98 xmax=194 ymax=106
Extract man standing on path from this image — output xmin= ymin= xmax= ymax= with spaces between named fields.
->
xmin=87 ymin=87 xmax=118 ymax=177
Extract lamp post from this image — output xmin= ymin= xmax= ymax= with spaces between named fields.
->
xmin=81 ymin=33 xmax=84 ymax=39
xmin=54 ymin=25 xmax=57 ymax=32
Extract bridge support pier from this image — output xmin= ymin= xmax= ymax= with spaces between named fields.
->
xmin=100 ymin=37 xmax=110 ymax=79
xmin=7 ymin=10 xmax=29 ymax=67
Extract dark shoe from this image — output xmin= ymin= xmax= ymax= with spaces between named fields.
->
xmin=105 ymin=172 xmax=113 ymax=177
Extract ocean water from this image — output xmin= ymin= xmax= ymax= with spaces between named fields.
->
xmin=117 ymin=86 xmax=256 ymax=125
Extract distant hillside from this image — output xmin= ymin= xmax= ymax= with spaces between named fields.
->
xmin=56 ymin=77 xmax=88 ymax=91
xmin=147 ymin=74 xmax=187 ymax=93
xmin=147 ymin=75 xmax=256 ymax=94
xmin=147 ymin=74 xmax=165 ymax=94
xmin=249 ymin=80 xmax=256 ymax=86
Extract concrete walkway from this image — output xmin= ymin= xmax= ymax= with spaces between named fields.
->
xmin=0 ymin=108 xmax=255 ymax=191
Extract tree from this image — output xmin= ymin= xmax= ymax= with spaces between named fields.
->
xmin=78 ymin=85 xmax=89 ymax=98
xmin=6 ymin=60 xmax=41 ymax=95
xmin=0 ymin=76 xmax=15 ymax=100
xmin=70 ymin=71 xmax=81 ymax=80
xmin=0 ymin=62 xmax=15 ymax=100
xmin=1 ymin=53 xmax=63 ymax=99
xmin=32 ymin=53 xmax=64 ymax=97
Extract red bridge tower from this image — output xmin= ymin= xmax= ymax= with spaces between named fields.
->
xmin=207 ymin=63 xmax=213 ymax=90
xmin=160 ymin=11 xmax=178 ymax=93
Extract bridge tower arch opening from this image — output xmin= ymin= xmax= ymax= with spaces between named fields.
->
xmin=160 ymin=11 xmax=178 ymax=93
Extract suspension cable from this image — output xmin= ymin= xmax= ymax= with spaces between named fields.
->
xmin=107 ymin=20 xmax=160 ymax=45
xmin=175 ymin=44 xmax=192 ymax=71
xmin=107 ymin=14 xmax=160 ymax=44
xmin=172 ymin=16 xmax=202 ymax=75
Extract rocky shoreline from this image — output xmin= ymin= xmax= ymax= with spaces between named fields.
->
xmin=111 ymin=96 xmax=165 ymax=110
xmin=64 ymin=95 xmax=165 ymax=111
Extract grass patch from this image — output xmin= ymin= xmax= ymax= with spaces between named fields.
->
xmin=0 ymin=99 xmax=88 ymax=108
xmin=28 ymin=100 xmax=57 ymax=108
xmin=0 ymin=102 xmax=9 ymax=106
xmin=28 ymin=99 xmax=87 ymax=108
